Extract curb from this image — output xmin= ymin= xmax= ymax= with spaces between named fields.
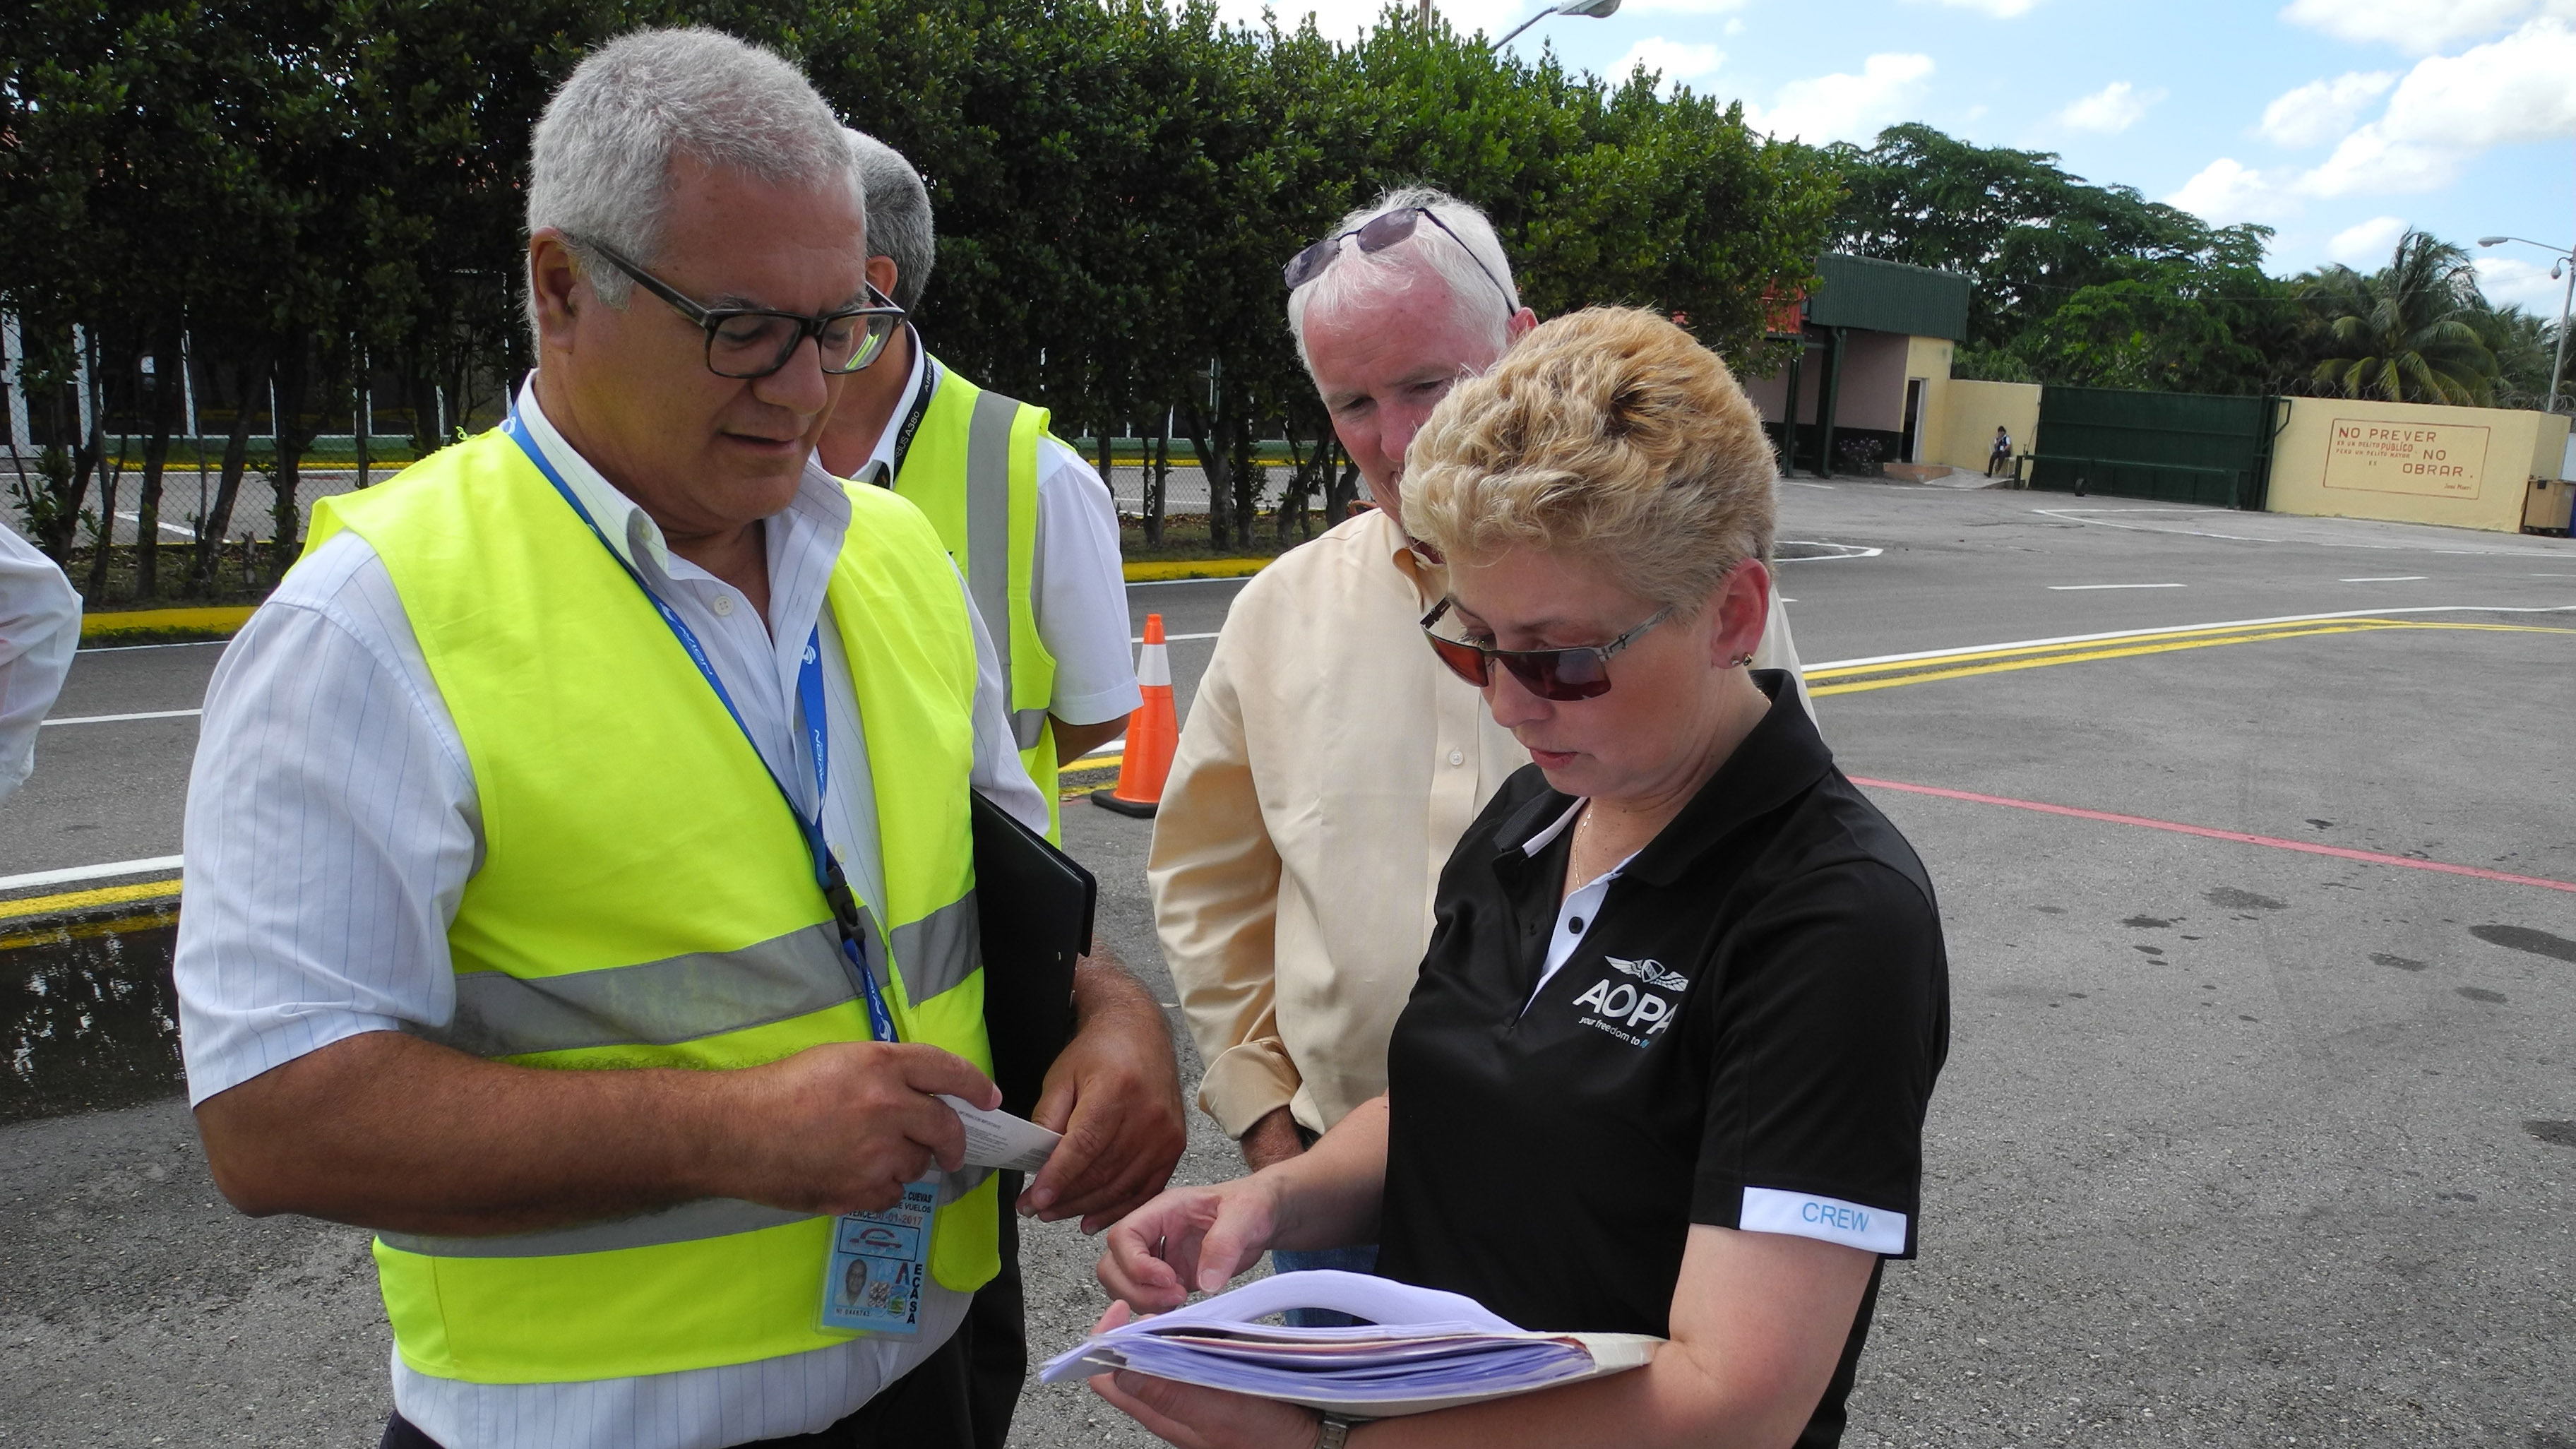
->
xmin=81 ymin=605 xmax=256 ymax=647
xmin=1121 ymin=557 xmax=1273 ymax=583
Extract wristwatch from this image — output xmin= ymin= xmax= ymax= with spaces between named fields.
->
xmin=1314 ymin=1411 xmax=1358 ymax=1448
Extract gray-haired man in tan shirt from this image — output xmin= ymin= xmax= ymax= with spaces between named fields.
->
xmin=1147 ymin=189 xmax=1806 ymax=1287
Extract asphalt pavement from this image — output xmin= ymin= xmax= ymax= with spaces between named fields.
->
xmin=4 ymin=481 xmax=2572 ymax=1447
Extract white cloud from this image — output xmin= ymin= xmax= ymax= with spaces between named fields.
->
xmin=2052 ymin=81 xmax=2165 ymax=135
xmin=2165 ymin=158 xmax=2303 ymax=225
xmin=1611 ymin=37 xmax=1725 ymax=93
xmin=2377 ymin=16 xmax=2576 ymax=148
xmin=1619 ymin=0 xmax=1751 ymax=11
xmin=2328 ymin=215 xmax=2409 ymax=264
xmin=2473 ymin=254 xmax=2573 ymax=311
xmin=2258 ymin=72 xmax=2397 ymax=148
xmin=2295 ymin=124 xmax=2466 ymax=196
xmin=2279 ymin=0 xmax=2541 ymax=56
xmin=1911 ymin=0 xmax=2045 ymax=15
xmin=1741 ymin=53 xmax=1936 ymax=145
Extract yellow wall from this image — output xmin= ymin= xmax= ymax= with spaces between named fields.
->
xmin=2269 ymin=396 xmax=2571 ymax=533
xmin=1933 ymin=379 xmax=2042 ymax=475
xmin=1903 ymin=337 xmax=1954 ymax=463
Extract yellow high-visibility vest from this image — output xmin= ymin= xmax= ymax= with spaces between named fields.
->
xmin=887 ymin=357 xmax=1064 ymax=835
xmin=301 ymin=426 xmax=999 ymax=1385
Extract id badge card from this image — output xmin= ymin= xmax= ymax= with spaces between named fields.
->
xmin=822 ymin=1176 xmax=940 ymax=1335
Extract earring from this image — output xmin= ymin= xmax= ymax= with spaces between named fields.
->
xmin=1731 ymin=652 xmax=1755 ymax=669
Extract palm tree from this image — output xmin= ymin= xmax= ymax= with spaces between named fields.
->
xmin=2298 ymin=230 xmax=2500 ymax=405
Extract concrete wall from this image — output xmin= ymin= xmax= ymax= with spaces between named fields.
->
xmin=1934 ymin=379 xmax=2042 ymax=474
xmin=2268 ymin=396 xmax=2572 ymax=534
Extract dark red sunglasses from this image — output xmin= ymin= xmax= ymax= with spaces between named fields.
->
xmin=1420 ymin=597 xmax=1676 ymax=700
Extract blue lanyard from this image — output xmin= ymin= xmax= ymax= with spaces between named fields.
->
xmin=501 ymin=410 xmax=900 ymax=1044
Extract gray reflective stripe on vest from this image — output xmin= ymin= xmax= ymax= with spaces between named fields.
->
xmin=378 ymin=1166 xmax=992 ymax=1260
xmin=965 ymin=387 xmax=1018 ymax=705
xmin=890 ymin=890 xmax=981 ymax=1003
xmin=429 ymin=923 xmax=853 ymax=1059
xmin=1010 ymin=708 xmax=1049 ymax=751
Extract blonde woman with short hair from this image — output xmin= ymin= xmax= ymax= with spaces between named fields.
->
xmin=1093 ymin=308 xmax=1950 ymax=1449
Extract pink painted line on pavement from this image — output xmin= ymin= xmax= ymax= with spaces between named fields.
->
xmin=1849 ymin=777 xmax=2576 ymax=895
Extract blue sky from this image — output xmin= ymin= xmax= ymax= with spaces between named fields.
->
xmin=1217 ymin=0 xmax=2576 ymax=314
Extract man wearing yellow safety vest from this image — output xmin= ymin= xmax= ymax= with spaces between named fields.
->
xmin=171 ymin=29 xmax=1182 ymax=1449
xmin=811 ymin=129 xmax=1152 ymax=1448
xmin=815 ymin=130 xmax=1140 ymax=822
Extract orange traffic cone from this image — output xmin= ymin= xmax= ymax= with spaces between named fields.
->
xmin=1092 ymin=613 xmax=1176 ymax=818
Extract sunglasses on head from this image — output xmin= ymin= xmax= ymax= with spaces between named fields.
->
xmin=1419 ymin=597 xmax=1676 ymax=701
xmin=1282 ymin=207 xmax=1516 ymax=309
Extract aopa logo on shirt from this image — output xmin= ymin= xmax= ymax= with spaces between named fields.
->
xmin=1569 ymin=958 xmax=1688 ymax=1044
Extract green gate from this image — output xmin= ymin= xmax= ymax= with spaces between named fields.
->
xmin=2029 ymin=387 xmax=2284 ymax=509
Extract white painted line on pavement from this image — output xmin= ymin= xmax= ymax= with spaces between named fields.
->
xmin=0 ymin=856 xmax=184 ymax=892
xmin=2049 ymin=583 xmax=2185 ymax=590
xmin=1779 ymin=480 xmax=1837 ymax=490
xmin=2032 ymin=506 xmax=2546 ymax=556
xmin=1126 ymin=574 xmax=1258 ymax=590
xmin=2340 ymin=576 xmax=2428 ymax=583
xmin=114 ymin=510 xmax=198 ymax=539
xmin=1128 ymin=632 xmax=1220 ymax=644
xmin=41 ymin=708 xmax=203 ymax=728
xmin=1806 ymin=602 xmax=2576 ymax=672
xmin=1777 ymin=541 xmax=1883 ymax=561
xmin=78 ymin=637 xmax=230 ymax=653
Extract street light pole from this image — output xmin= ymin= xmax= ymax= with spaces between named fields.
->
xmin=1490 ymin=0 xmax=1621 ymax=52
xmin=2479 ymin=234 xmax=2576 ymax=412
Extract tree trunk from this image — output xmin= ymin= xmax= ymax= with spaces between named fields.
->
xmin=136 ymin=323 xmax=184 ymax=600
xmin=354 ymin=344 xmax=372 ymax=489
xmin=1181 ymin=400 xmax=1232 ymax=551
xmin=192 ymin=349 xmax=270 ymax=597
xmin=81 ymin=335 xmax=119 ymax=601
xmin=1095 ymin=428 xmax=1116 ymax=536
xmin=1231 ymin=422 xmax=1259 ymax=545
xmin=1326 ymin=441 xmax=1361 ymax=525
xmin=268 ymin=336 xmax=311 ymax=580
xmin=1145 ymin=430 xmax=1168 ymax=547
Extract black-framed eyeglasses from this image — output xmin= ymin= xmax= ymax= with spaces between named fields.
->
xmin=574 ymin=236 xmax=906 ymax=379
xmin=1281 ymin=207 xmax=1516 ymax=310
xmin=1420 ymin=597 xmax=1676 ymax=701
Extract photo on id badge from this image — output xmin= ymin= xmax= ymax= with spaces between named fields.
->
xmin=823 ymin=1176 xmax=939 ymax=1334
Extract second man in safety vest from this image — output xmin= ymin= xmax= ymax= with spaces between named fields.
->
xmin=817 ymin=129 xmax=1139 ymax=834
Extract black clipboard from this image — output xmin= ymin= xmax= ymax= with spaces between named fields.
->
xmin=971 ymin=790 xmax=1094 ymax=1118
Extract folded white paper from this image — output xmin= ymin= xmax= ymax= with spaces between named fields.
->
xmin=940 ymin=1095 xmax=1062 ymax=1173
xmin=1039 ymin=1270 xmax=1662 ymax=1416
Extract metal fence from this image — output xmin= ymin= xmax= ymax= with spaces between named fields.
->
xmin=5 ymin=443 xmax=1325 ymax=544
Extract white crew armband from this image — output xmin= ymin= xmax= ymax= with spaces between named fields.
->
xmin=1739 ymin=1187 xmax=1909 ymax=1255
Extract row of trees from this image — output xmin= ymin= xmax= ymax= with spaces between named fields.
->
xmin=6 ymin=13 xmax=2558 ymax=595
xmin=1828 ymin=124 xmax=2562 ymax=407
xmin=1 ymin=0 xmax=1839 ymax=587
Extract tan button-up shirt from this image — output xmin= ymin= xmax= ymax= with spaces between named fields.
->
xmin=1149 ymin=508 xmax=1804 ymax=1139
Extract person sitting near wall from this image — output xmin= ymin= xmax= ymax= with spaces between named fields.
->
xmin=1986 ymin=424 xmax=2012 ymax=477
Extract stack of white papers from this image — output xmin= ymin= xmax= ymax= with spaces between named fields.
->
xmin=1038 ymin=1270 xmax=1662 ymax=1416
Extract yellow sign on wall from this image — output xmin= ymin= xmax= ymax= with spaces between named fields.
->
xmin=2322 ymin=418 xmax=2490 ymax=498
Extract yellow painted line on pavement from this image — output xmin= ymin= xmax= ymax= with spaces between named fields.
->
xmin=0 ymin=877 xmax=186 ymax=924
xmin=1810 ymin=619 xmax=2575 ymax=698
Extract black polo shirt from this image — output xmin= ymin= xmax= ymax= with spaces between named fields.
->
xmin=1376 ymin=673 xmax=1949 ymax=1447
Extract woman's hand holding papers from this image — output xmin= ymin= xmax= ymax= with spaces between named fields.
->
xmin=1083 ymin=1302 xmax=1329 ymax=1449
